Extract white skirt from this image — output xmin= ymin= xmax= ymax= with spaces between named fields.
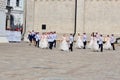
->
xmin=92 ymin=41 xmax=99 ymax=51
xmin=60 ymin=40 xmax=69 ymax=51
xmin=39 ymin=39 xmax=48 ymax=48
xmin=75 ymin=39 xmax=84 ymax=48
xmin=104 ymin=41 xmax=112 ymax=50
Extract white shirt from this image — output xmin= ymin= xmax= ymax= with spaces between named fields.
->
xmin=31 ymin=31 xmax=35 ymax=36
xmin=53 ymin=33 xmax=57 ymax=40
xmin=110 ymin=36 xmax=115 ymax=43
xmin=69 ymin=35 xmax=74 ymax=44
xmin=96 ymin=34 xmax=100 ymax=41
xmin=83 ymin=35 xmax=87 ymax=42
xmin=48 ymin=34 xmax=54 ymax=42
xmin=35 ymin=34 xmax=40 ymax=41
xmin=99 ymin=36 xmax=103 ymax=44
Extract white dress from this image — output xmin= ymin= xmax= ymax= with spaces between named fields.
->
xmin=60 ymin=37 xmax=69 ymax=51
xmin=39 ymin=35 xmax=48 ymax=48
xmin=75 ymin=36 xmax=84 ymax=48
xmin=104 ymin=37 xmax=112 ymax=50
xmin=92 ymin=37 xmax=99 ymax=51
xmin=87 ymin=36 xmax=94 ymax=49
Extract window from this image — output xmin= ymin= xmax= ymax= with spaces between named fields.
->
xmin=42 ymin=24 xmax=46 ymax=30
xmin=16 ymin=0 xmax=20 ymax=7
xmin=7 ymin=0 xmax=10 ymax=6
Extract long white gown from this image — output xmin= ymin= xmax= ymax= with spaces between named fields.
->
xmin=39 ymin=35 xmax=48 ymax=48
xmin=87 ymin=36 xmax=94 ymax=49
xmin=60 ymin=36 xmax=69 ymax=51
xmin=75 ymin=36 xmax=84 ymax=48
xmin=92 ymin=37 xmax=99 ymax=51
xmin=104 ymin=37 xmax=112 ymax=50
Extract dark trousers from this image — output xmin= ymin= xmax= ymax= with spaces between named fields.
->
xmin=97 ymin=41 xmax=99 ymax=44
xmin=111 ymin=43 xmax=115 ymax=50
xmin=99 ymin=44 xmax=100 ymax=48
xmin=53 ymin=40 xmax=56 ymax=48
xmin=69 ymin=42 xmax=73 ymax=52
xmin=83 ymin=41 xmax=87 ymax=49
xmin=49 ymin=42 xmax=53 ymax=50
xmin=99 ymin=44 xmax=103 ymax=52
xmin=36 ymin=40 xmax=39 ymax=47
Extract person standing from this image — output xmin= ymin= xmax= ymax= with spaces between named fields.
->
xmin=39 ymin=32 xmax=48 ymax=49
xmin=75 ymin=33 xmax=84 ymax=49
xmin=28 ymin=31 xmax=32 ymax=45
xmin=110 ymin=34 xmax=115 ymax=50
xmin=48 ymin=32 xmax=54 ymax=50
xmin=31 ymin=30 xmax=36 ymax=45
xmin=92 ymin=35 xmax=99 ymax=52
xmin=104 ymin=35 xmax=112 ymax=50
xmin=69 ymin=34 xmax=74 ymax=52
xmin=53 ymin=31 xmax=57 ymax=48
xmin=39 ymin=33 xmax=44 ymax=48
xmin=35 ymin=32 xmax=40 ymax=48
xmin=83 ymin=33 xmax=87 ymax=49
xmin=96 ymin=32 xmax=100 ymax=44
xmin=99 ymin=34 xmax=103 ymax=52
xmin=87 ymin=33 xmax=94 ymax=49
xmin=60 ymin=34 xmax=69 ymax=51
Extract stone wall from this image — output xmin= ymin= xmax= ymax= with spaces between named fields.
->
xmin=25 ymin=0 xmax=34 ymax=31
xmin=0 ymin=0 xmax=6 ymax=33
xmin=26 ymin=0 xmax=120 ymax=36
xmin=0 ymin=0 xmax=6 ymax=10
xmin=84 ymin=0 xmax=120 ymax=35
xmin=26 ymin=0 xmax=75 ymax=34
xmin=0 ymin=0 xmax=9 ymax=43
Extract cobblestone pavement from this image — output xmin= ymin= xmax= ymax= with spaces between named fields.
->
xmin=0 ymin=42 xmax=120 ymax=80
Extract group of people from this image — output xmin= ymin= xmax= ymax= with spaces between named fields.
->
xmin=28 ymin=30 xmax=57 ymax=50
xmin=28 ymin=30 xmax=116 ymax=52
xmin=75 ymin=32 xmax=115 ymax=52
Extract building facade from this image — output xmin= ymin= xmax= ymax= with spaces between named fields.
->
xmin=6 ymin=0 xmax=24 ymax=30
xmin=25 ymin=0 xmax=120 ymax=36
xmin=0 ymin=0 xmax=8 ymax=43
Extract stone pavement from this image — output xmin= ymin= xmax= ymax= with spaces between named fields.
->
xmin=0 ymin=42 xmax=120 ymax=80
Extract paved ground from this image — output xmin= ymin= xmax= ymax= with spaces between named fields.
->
xmin=0 ymin=42 xmax=120 ymax=80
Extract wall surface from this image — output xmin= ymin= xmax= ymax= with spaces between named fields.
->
xmin=0 ymin=0 xmax=6 ymax=32
xmin=26 ymin=0 xmax=120 ymax=36
xmin=84 ymin=0 xmax=120 ymax=34
xmin=0 ymin=0 xmax=8 ymax=43
xmin=25 ymin=0 xmax=34 ymax=31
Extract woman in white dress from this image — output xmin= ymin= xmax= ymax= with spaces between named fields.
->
xmin=75 ymin=33 xmax=84 ymax=49
xmin=104 ymin=35 xmax=112 ymax=50
xmin=87 ymin=34 xmax=94 ymax=49
xmin=39 ymin=33 xmax=48 ymax=48
xmin=60 ymin=34 xmax=69 ymax=51
xmin=92 ymin=35 xmax=99 ymax=51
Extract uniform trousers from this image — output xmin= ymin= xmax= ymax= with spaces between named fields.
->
xmin=49 ymin=42 xmax=53 ymax=50
xmin=99 ymin=44 xmax=103 ymax=52
xmin=69 ymin=42 xmax=73 ymax=51
xmin=53 ymin=40 xmax=56 ymax=48
xmin=111 ymin=43 xmax=115 ymax=50
xmin=83 ymin=41 xmax=87 ymax=49
xmin=36 ymin=40 xmax=40 ymax=47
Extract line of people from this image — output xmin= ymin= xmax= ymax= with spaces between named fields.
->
xmin=28 ymin=30 xmax=116 ymax=52
xmin=28 ymin=30 xmax=57 ymax=50
xmin=75 ymin=32 xmax=115 ymax=52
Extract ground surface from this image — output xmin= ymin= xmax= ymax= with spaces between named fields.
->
xmin=0 ymin=42 xmax=120 ymax=80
